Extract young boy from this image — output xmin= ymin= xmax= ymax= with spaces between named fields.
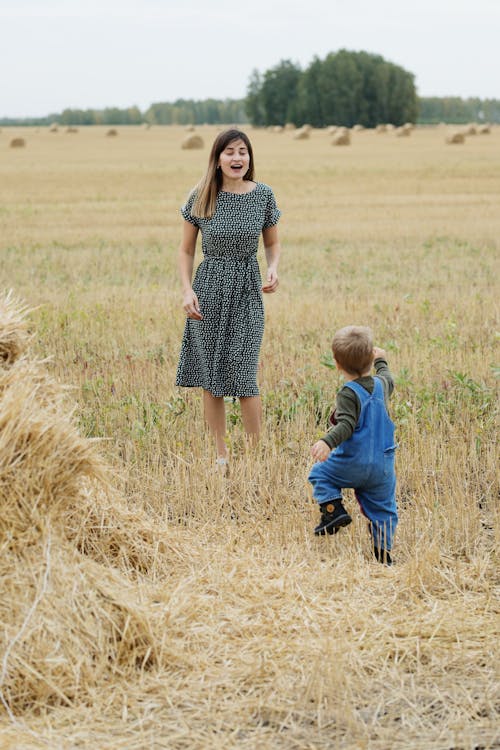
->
xmin=308 ymin=326 xmax=398 ymax=565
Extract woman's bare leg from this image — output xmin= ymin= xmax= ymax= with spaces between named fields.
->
xmin=239 ymin=396 xmax=262 ymax=444
xmin=202 ymin=390 xmax=228 ymax=459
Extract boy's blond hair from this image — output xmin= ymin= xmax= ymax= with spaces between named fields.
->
xmin=332 ymin=326 xmax=374 ymax=377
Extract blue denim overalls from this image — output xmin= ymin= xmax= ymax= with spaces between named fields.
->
xmin=308 ymin=377 xmax=398 ymax=551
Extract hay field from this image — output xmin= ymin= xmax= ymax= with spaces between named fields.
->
xmin=0 ymin=124 xmax=498 ymax=749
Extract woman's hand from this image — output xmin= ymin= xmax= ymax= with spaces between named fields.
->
xmin=183 ymin=289 xmax=203 ymax=320
xmin=311 ymin=440 xmax=331 ymax=462
xmin=262 ymin=268 xmax=279 ymax=293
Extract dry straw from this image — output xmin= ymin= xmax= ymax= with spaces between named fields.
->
xmin=9 ymin=138 xmax=25 ymax=149
xmin=332 ymin=128 xmax=351 ymax=146
xmin=0 ymin=292 xmax=173 ymax=719
xmin=292 ymin=127 xmax=310 ymax=140
xmin=181 ymin=134 xmax=204 ymax=149
xmin=446 ymin=131 xmax=466 ymax=144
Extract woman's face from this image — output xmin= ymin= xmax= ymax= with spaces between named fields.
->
xmin=218 ymin=138 xmax=250 ymax=181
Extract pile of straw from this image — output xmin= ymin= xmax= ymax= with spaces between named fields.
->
xmin=181 ymin=134 xmax=204 ymax=149
xmin=0 ymin=293 xmax=173 ymax=716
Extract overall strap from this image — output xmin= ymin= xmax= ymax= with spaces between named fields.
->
xmin=344 ymin=379 xmax=371 ymax=403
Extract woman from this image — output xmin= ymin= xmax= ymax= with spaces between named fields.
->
xmin=176 ymin=128 xmax=282 ymax=468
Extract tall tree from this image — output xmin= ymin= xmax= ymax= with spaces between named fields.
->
xmin=260 ymin=60 xmax=302 ymax=125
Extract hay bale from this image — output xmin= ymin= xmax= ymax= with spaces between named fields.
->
xmin=376 ymin=124 xmax=387 ymax=133
xmin=181 ymin=134 xmax=204 ymax=149
xmin=185 ymin=125 xmax=195 ymax=132
xmin=478 ymin=124 xmax=490 ymax=134
xmin=273 ymin=125 xmax=284 ymax=133
xmin=464 ymin=124 xmax=477 ymax=135
xmin=326 ymin=125 xmax=337 ymax=135
xmin=284 ymin=122 xmax=295 ymax=130
xmin=332 ymin=130 xmax=351 ymax=146
xmin=9 ymin=137 xmax=26 ymax=148
xmin=446 ymin=131 xmax=465 ymax=144
xmin=0 ymin=542 xmax=168 ymax=711
xmin=49 ymin=123 xmax=58 ymax=133
xmin=106 ymin=128 xmax=118 ymax=137
xmin=292 ymin=127 xmax=310 ymax=140
xmin=65 ymin=126 xmax=78 ymax=134
xmin=395 ymin=126 xmax=411 ymax=137
xmin=0 ymin=291 xmax=183 ymax=715
xmin=0 ymin=291 xmax=31 ymax=364
xmin=352 ymin=124 xmax=364 ymax=131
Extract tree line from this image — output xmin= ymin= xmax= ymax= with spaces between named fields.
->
xmin=1 ymin=47 xmax=498 ymax=127
xmin=0 ymin=100 xmax=246 ymax=127
xmin=417 ymin=97 xmax=500 ymax=124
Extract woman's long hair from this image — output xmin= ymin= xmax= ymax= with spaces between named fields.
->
xmin=191 ymin=129 xmax=255 ymax=218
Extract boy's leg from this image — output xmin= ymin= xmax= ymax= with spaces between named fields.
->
xmin=308 ymin=458 xmax=353 ymax=535
xmin=355 ymin=472 xmax=397 ymax=560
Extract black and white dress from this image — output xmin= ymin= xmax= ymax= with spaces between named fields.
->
xmin=175 ymin=182 xmax=281 ymax=397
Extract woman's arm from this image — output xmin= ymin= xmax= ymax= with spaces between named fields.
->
xmin=262 ymin=225 xmax=281 ymax=293
xmin=178 ymin=220 xmax=203 ymax=319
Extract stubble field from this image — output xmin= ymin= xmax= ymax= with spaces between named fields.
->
xmin=0 ymin=124 xmax=498 ymax=749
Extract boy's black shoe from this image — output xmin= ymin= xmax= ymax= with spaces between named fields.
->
xmin=314 ymin=499 xmax=352 ymax=536
xmin=373 ymin=546 xmax=393 ymax=566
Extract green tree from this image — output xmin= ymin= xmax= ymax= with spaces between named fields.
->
xmin=246 ymin=49 xmax=418 ymax=128
xmin=260 ymin=60 xmax=302 ymax=125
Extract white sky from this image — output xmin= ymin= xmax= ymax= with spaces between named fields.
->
xmin=1 ymin=0 xmax=498 ymax=118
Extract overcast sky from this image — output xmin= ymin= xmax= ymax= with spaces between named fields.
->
xmin=1 ymin=0 xmax=498 ymax=118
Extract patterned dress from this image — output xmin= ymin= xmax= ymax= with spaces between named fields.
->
xmin=175 ymin=182 xmax=281 ymax=397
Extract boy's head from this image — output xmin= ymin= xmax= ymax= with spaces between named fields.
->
xmin=332 ymin=326 xmax=374 ymax=377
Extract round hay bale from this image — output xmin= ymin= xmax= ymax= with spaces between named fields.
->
xmin=284 ymin=122 xmax=295 ymax=130
xmin=181 ymin=134 xmax=204 ymax=149
xmin=9 ymin=137 xmax=26 ymax=148
xmin=185 ymin=125 xmax=195 ymax=132
xmin=332 ymin=131 xmax=351 ymax=146
xmin=446 ymin=131 xmax=465 ymax=144
xmin=376 ymin=124 xmax=387 ymax=133
xmin=395 ymin=126 xmax=411 ymax=137
xmin=273 ymin=125 xmax=284 ymax=133
xmin=49 ymin=123 xmax=59 ymax=133
xmin=478 ymin=124 xmax=490 ymax=134
xmin=0 ymin=291 xmax=31 ymax=365
xmin=65 ymin=127 xmax=78 ymax=134
xmin=464 ymin=124 xmax=477 ymax=135
xmin=326 ymin=125 xmax=337 ymax=135
xmin=292 ymin=127 xmax=310 ymax=140
xmin=352 ymin=124 xmax=364 ymax=131
xmin=106 ymin=128 xmax=118 ymax=137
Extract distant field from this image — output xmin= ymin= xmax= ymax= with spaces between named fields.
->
xmin=0 ymin=124 xmax=498 ymax=749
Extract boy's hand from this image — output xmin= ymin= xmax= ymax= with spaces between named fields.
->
xmin=311 ymin=440 xmax=331 ymax=462
xmin=373 ymin=347 xmax=387 ymax=361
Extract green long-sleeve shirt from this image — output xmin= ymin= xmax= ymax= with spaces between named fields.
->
xmin=321 ymin=358 xmax=395 ymax=450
